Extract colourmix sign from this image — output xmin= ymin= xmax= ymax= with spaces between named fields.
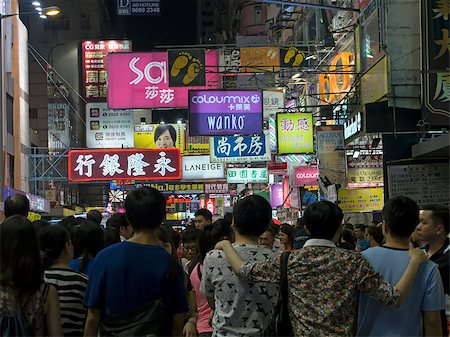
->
xmin=188 ymin=90 xmax=263 ymax=136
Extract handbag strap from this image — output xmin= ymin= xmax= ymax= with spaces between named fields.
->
xmin=279 ymin=252 xmax=291 ymax=304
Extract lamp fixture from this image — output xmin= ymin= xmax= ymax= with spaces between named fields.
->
xmin=32 ymin=1 xmax=40 ymax=5
xmin=291 ymin=73 xmax=301 ymax=79
xmin=0 ymin=6 xmax=61 ymax=19
xmin=43 ymin=6 xmax=60 ymax=16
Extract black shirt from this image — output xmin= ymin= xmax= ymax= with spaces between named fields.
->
xmin=425 ymin=238 xmax=450 ymax=295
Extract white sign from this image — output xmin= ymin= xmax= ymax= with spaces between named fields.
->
xmin=344 ymin=112 xmax=362 ymax=140
xmin=182 ymin=156 xmax=225 ymax=180
xmin=226 ymin=167 xmax=269 ymax=183
xmin=86 ymin=103 xmax=134 ymax=148
xmin=263 ymin=90 xmax=285 ymax=118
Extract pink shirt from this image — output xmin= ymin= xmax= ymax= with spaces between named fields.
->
xmin=189 ymin=263 xmax=213 ymax=333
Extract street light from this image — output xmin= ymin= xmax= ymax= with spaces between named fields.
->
xmin=0 ymin=6 xmax=61 ymax=19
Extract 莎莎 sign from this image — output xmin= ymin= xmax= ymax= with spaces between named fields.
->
xmin=189 ymin=90 xmax=263 ymax=136
xmin=68 ymin=148 xmax=181 ymax=182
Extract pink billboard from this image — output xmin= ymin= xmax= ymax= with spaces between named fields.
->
xmin=107 ymin=50 xmax=220 ymax=109
xmin=294 ymin=166 xmax=319 ymax=186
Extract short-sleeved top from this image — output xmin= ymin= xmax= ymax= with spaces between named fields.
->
xmin=239 ymin=239 xmax=401 ymax=337
xmin=200 ymin=243 xmax=278 ymax=337
xmin=68 ymin=258 xmax=94 ymax=277
xmin=44 ymin=268 xmax=88 ymax=336
xmin=189 ymin=263 xmax=213 ymax=334
xmin=357 ymin=246 xmax=446 ymax=337
xmin=83 ymin=241 xmax=188 ymax=318
xmin=425 ymin=238 xmax=449 ymax=295
xmin=357 ymin=239 xmax=370 ymax=251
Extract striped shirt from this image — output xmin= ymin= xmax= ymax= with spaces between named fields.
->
xmin=44 ymin=268 xmax=88 ymax=336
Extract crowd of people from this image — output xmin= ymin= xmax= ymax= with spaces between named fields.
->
xmin=0 ymin=189 xmax=448 ymax=337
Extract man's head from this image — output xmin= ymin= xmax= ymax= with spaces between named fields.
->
xmin=382 ymin=196 xmax=419 ymax=239
xmin=4 ymin=195 xmax=30 ymax=218
xmin=354 ymin=224 xmax=367 ymax=240
xmin=124 ymin=187 xmax=166 ymax=232
xmin=194 ymin=208 xmax=212 ymax=229
xmin=416 ymin=204 xmax=449 ymax=244
xmin=259 ymin=225 xmax=275 ymax=249
xmin=87 ymin=210 xmax=102 ymax=226
xmin=107 ymin=213 xmax=134 ymax=240
xmin=232 ymin=195 xmax=272 ymax=238
xmin=303 ymin=201 xmax=343 ymax=241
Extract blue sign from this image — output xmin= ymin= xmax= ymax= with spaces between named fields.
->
xmin=210 ymin=134 xmax=271 ymax=163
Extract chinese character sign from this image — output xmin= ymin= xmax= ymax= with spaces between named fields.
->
xmin=134 ymin=123 xmax=185 ymax=151
xmin=81 ymin=40 xmax=132 ymax=102
xmin=338 ymin=188 xmax=384 ymax=212
xmin=107 ymin=50 xmax=220 ymax=109
xmin=189 ymin=90 xmax=263 ymax=136
xmin=210 ymin=133 xmax=271 ymax=163
xmin=68 ymin=149 xmax=181 ymax=182
xmin=277 ymin=113 xmax=314 ymax=154
xmin=422 ymin=0 xmax=450 ymax=117
xmin=226 ymin=168 xmax=268 ymax=184
xmin=240 ymin=47 xmax=280 ymax=72
xmin=263 ymin=90 xmax=285 ymax=118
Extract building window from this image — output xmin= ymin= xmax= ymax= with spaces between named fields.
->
xmin=360 ymin=11 xmax=384 ymax=72
xmin=255 ymin=5 xmax=262 ymax=24
xmin=8 ymin=154 xmax=14 ymax=187
xmin=80 ymin=14 xmax=90 ymax=30
xmin=6 ymin=94 xmax=13 ymax=134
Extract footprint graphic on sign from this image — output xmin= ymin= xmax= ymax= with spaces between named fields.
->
xmin=284 ymin=47 xmax=305 ymax=66
xmin=170 ymin=52 xmax=204 ymax=85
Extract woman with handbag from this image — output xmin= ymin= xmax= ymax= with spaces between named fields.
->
xmin=0 ymin=215 xmax=63 ymax=336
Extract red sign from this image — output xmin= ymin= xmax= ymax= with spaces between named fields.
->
xmin=81 ymin=40 xmax=132 ymax=102
xmin=68 ymin=148 xmax=181 ymax=182
xmin=294 ymin=166 xmax=319 ymax=186
xmin=206 ymin=198 xmax=215 ymax=214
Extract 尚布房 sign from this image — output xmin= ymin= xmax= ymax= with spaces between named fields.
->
xmin=210 ymin=133 xmax=270 ymax=163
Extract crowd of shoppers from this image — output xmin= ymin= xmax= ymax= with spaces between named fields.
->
xmin=0 ymin=190 xmax=448 ymax=337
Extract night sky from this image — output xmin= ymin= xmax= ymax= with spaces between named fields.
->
xmin=104 ymin=0 xmax=198 ymax=51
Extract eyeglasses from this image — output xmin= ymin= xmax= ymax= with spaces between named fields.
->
xmin=183 ymin=245 xmax=197 ymax=251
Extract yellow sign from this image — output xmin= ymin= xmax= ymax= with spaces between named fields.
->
xmin=360 ymin=56 xmax=388 ymax=105
xmin=134 ymin=123 xmax=185 ymax=151
xmin=28 ymin=212 xmax=42 ymax=222
xmin=183 ymin=142 xmax=210 ymax=155
xmin=240 ymin=47 xmax=280 ymax=72
xmin=277 ymin=113 xmax=314 ymax=154
xmin=347 ymin=168 xmax=384 ymax=183
xmin=338 ymin=188 xmax=384 ymax=212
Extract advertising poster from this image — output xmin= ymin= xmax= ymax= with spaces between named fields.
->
xmin=181 ymin=156 xmax=225 ymax=180
xmin=117 ymin=0 xmax=161 ymax=16
xmin=189 ymin=90 xmax=263 ymax=136
xmin=279 ymin=46 xmax=306 ymax=68
xmin=68 ymin=148 xmax=181 ymax=182
xmin=86 ymin=103 xmax=134 ymax=148
xmin=347 ymin=167 xmax=383 ymax=188
xmin=48 ymin=103 xmax=71 ymax=149
xmin=218 ymin=48 xmax=241 ymax=73
xmin=338 ymin=188 xmax=384 ymax=212
xmin=263 ymin=90 xmax=285 ymax=118
xmin=290 ymin=165 xmax=319 ymax=187
xmin=270 ymin=183 xmax=284 ymax=208
xmin=316 ymin=126 xmax=346 ymax=185
xmin=240 ymin=47 xmax=280 ymax=72
xmin=81 ymin=40 xmax=132 ymax=102
xmin=134 ymin=123 xmax=185 ymax=151
xmin=277 ymin=113 xmax=314 ymax=154
xmin=210 ymin=133 xmax=270 ymax=163
xmin=107 ymin=50 xmax=220 ymax=109
xmin=168 ymin=49 xmax=206 ymax=87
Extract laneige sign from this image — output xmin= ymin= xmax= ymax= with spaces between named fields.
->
xmin=182 ymin=156 xmax=225 ymax=180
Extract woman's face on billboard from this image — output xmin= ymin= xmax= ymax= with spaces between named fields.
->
xmin=156 ymin=129 xmax=175 ymax=148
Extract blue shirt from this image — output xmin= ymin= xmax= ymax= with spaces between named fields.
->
xmin=357 ymin=239 xmax=370 ymax=252
xmin=357 ymin=246 xmax=445 ymax=337
xmin=83 ymin=241 xmax=188 ymax=317
xmin=68 ymin=258 xmax=93 ymax=277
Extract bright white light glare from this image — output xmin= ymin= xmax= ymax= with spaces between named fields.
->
xmin=305 ymin=55 xmax=317 ymax=60
xmin=35 ymin=7 xmax=42 ymax=11
xmin=177 ymin=119 xmax=182 ymax=124
xmin=160 ymin=121 xmax=165 ymax=124
xmin=269 ymin=174 xmax=275 ymax=185
xmin=32 ymin=1 xmax=40 ymax=5
xmin=291 ymin=73 xmax=301 ymax=79
xmin=352 ymin=150 xmax=360 ymax=159
xmin=39 ymin=14 xmax=47 ymax=18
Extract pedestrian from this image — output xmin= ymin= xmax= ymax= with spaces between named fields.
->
xmin=4 ymin=194 xmax=29 ymax=218
xmin=365 ymin=226 xmax=384 ymax=247
xmin=194 ymin=209 xmax=212 ymax=229
xmin=215 ymin=200 xmax=429 ymax=336
xmin=86 ymin=210 xmax=102 ymax=226
xmin=279 ymin=224 xmax=294 ymax=252
xmin=106 ymin=213 xmax=133 ymax=241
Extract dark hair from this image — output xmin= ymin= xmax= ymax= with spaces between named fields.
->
xmin=182 ymin=227 xmax=199 ymax=244
xmin=280 ymin=224 xmax=294 ymax=248
xmin=40 ymin=225 xmax=70 ymax=269
xmin=154 ymin=124 xmax=177 ymax=143
xmin=194 ymin=208 xmax=213 ymax=223
xmin=87 ymin=210 xmax=103 ymax=225
xmin=343 ymin=223 xmax=354 ymax=231
xmin=233 ymin=195 xmax=272 ymax=237
xmin=103 ymin=226 xmax=120 ymax=248
xmin=4 ymin=195 xmax=30 ymax=218
xmin=304 ymin=201 xmax=344 ymax=240
xmin=77 ymin=221 xmax=104 ymax=273
xmin=382 ymin=196 xmax=419 ymax=238
xmin=162 ymin=223 xmax=181 ymax=250
xmin=125 ymin=187 xmax=166 ymax=231
xmin=295 ymin=218 xmax=305 ymax=229
xmin=367 ymin=226 xmax=384 ymax=245
xmin=264 ymin=224 xmax=276 ymax=237
xmin=0 ymin=215 xmax=43 ymax=302
xmin=340 ymin=229 xmax=355 ymax=244
xmin=59 ymin=216 xmax=78 ymax=233
xmin=198 ymin=219 xmax=232 ymax=262
xmin=32 ymin=219 xmax=51 ymax=235
xmin=157 ymin=226 xmax=176 ymax=257
xmin=224 ymin=212 xmax=233 ymax=225
xmin=354 ymin=224 xmax=367 ymax=231
xmin=71 ymin=225 xmax=82 ymax=258
xmin=422 ymin=204 xmax=449 ymax=235
xmin=106 ymin=213 xmax=129 ymax=232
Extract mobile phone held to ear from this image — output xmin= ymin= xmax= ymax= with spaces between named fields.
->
xmin=410 ymin=237 xmax=420 ymax=248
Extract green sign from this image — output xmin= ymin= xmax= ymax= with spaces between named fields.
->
xmin=226 ymin=168 xmax=269 ymax=183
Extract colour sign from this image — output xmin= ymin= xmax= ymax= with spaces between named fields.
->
xmin=181 ymin=156 xmax=225 ymax=180
xmin=338 ymin=188 xmax=384 ymax=212
xmin=226 ymin=168 xmax=268 ymax=184
xmin=68 ymin=148 xmax=181 ymax=182
xmin=293 ymin=166 xmax=319 ymax=187
xmin=107 ymin=50 xmax=220 ymax=109
xmin=86 ymin=103 xmax=134 ymax=148
xmin=210 ymin=133 xmax=270 ymax=163
xmin=277 ymin=113 xmax=314 ymax=154
xmin=189 ymin=90 xmax=263 ymax=136
xmin=134 ymin=123 xmax=185 ymax=151
xmin=81 ymin=40 xmax=132 ymax=102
